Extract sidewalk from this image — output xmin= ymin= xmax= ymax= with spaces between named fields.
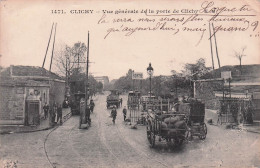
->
xmin=0 ymin=108 xmax=72 ymax=134
xmin=205 ymin=109 xmax=260 ymax=134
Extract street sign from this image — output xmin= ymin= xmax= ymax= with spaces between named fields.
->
xmin=132 ymin=72 xmax=143 ymax=80
xmin=221 ymin=71 xmax=232 ymax=79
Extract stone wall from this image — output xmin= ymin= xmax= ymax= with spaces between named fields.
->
xmin=0 ymin=84 xmax=50 ymax=125
xmin=0 ymin=86 xmax=25 ymax=124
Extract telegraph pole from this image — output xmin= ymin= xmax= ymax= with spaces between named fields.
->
xmin=79 ymin=32 xmax=90 ymax=128
xmin=209 ymin=22 xmax=215 ymax=70
xmin=42 ymin=23 xmax=54 ymax=68
xmin=212 ymin=23 xmax=221 ymax=69
xmin=85 ymin=32 xmax=90 ymax=105
xmin=49 ymin=23 xmax=57 ymax=72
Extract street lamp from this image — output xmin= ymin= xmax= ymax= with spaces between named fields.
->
xmin=147 ymin=63 xmax=154 ymax=108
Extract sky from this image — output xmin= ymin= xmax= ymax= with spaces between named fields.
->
xmin=0 ymin=0 xmax=260 ymax=80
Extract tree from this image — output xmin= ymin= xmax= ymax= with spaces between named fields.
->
xmin=54 ymin=42 xmax=87 ymax=78
xmin=114 ymin=76 xmax=132 ymax=92
xmin=182 ymin=58 xmax=210 ymax=80
xmin=234 ymin=46 xmax=246 ymax=72
xmin=96 ymin=82 xmax=103 ymax=93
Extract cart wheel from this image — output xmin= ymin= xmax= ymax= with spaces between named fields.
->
xmin=199 ymin=123 xmax=207 ymax=140
xmin=150 ymin=131 xmax=156 ymax=148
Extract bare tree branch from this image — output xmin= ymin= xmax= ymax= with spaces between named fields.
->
xmin=234 ymin=46 xmax=247 ymax=67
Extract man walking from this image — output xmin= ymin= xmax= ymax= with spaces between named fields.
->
xmin=57 ymin=104 xmax=63 ymax=125
xmin=53 ymin=102 xmax=57 ymax=123
xmin=43 ymin=103 xmax=49 ymax=119
xmin=90 ymin=99 xmax=95 ymax=113
xmin=111 ymin=106 xmax=117 ymax=124
xmin=120 ymin=98 xmax=123 ymax=107
xmin=49 ymin=107 xmax=54 ymax=126
xmin=86 ymin=105 xmax=91 ymax=126
xmin=123 ymin=106 xmax=127 ymax=121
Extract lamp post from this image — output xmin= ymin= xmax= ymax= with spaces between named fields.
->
xmin=147 ymin=63 xmax=154 ymax=109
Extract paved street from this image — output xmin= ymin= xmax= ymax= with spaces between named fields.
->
xmin=1 ymin=94 xmax=260 ymax=168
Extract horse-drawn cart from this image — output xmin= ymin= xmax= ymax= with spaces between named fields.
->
xmin=146 ymin=112 xmax=188 ymax=148
xmin=146 ymin=99 xmax=207 ymax=148
xmin=179 ymin=101 xmax=207 ymax=140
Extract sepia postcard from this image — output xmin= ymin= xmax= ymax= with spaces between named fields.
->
xmin=0 ymin=0 xmax=260 ymax=167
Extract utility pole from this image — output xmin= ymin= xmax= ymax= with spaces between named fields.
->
xmin=212 ymin=23 xmax=221 ymax=69
xmin=79 ymin=32 xmax=90 ymax=128
xmin=42 ymin=23 xmax=54 ymax=68
xmin=49 ymin=23 xmax=57 ymax=72
xmin=209 ymin=22 xmax=215 ymax=70
xmin=85 ymin=31 xmax=90 ymax=107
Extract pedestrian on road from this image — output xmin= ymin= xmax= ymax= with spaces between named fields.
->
xmin=57 ymin=104 xmax=63 ymax=125
xmin=123 ymin=106 xmax=127 ymax=121
xmin=111 ymin=106 xmax=117 ymax=124
xmin=90 ymin=99 xmax=95 ymax=113
xmin=49 ymin=107 xmax=54 ymax=126
xmin=120 ymin=98 xmax=123 ymax=107
xmin=53 ymin=102 xmax=57 ymax=123
xmin=43 ymin=103 xmax=49 ymax=119
xmin=86 ymin=105 xmax=91 ymax=125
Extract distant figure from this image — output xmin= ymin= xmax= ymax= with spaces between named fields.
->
xmin=50 ymin=105 xmax=56 ymax=125
xmin=111 ymin=106 xmax=117 ymax=124
xmin=43 ymin=103 xmax=49 ymax=119
xmin=49 ymin=108 xmax=54 ymax=126
xmin=123 ymin=106 xmax=127 ymax=121
xmin=120 ymin=98 xmax=123 ymax=107
xmin=53 ymin=102 xmax=57 ymax=123
xmin=90 ymin=99 xmax=95 ymax=113
xmin=57 ymin=104 xmax=63 ymax=124
xmin=86 ymin=105 xmax=91 ymax=125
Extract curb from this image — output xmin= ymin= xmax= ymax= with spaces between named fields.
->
xmin=245 ymin=130 xmax=260 ymax=134
xmin=243 ymin=128 xmax=260 ymax=134
xmin=0 ymin=112 xmax=72 ymax=135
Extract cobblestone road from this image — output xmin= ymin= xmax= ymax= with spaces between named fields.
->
xmin=0 ymin=94 xmax=259 ymax=168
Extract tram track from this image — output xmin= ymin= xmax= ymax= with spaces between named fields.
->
xmin=43 ymin=119 xmax=85 ymax=168
xmin=43 ymin=126 xmax=60 ymax=168
xmin=102 ymin=100 xmax=169 ymax=168
xmin=97 ymin=108 xmax=129 ymax=167
xmin=114 ymin=122 xmax=169 ymax=167
xmin=44 ymin=95 xmax=175 ymax=168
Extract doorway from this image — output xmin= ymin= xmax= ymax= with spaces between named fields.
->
xmin=25 ymin=101 xmax=40 ymax=126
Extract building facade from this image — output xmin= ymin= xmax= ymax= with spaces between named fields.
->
xmin=0 ymin=66 xmax=65 ymax=125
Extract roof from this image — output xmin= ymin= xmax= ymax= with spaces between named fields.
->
xmin=0 ymin=65 xmax=63 ymax=80
xmin=0 ymin=78 xmax=50 ymax=87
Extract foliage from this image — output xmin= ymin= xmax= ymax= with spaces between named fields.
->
xmin=54 ymin=42 xmax=87 ymax=77
xmin=53 ymin=42 xmax=102 ymax=97
xmin=182 ymin=58 xmax=211 ymax=80
xmin=70 ymin=73 xmax=102 ymax=96
xmin=110 ymin=58 xmax=210 ymax=97
xmin=114 ymin=76 xmax=132 ymax=91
